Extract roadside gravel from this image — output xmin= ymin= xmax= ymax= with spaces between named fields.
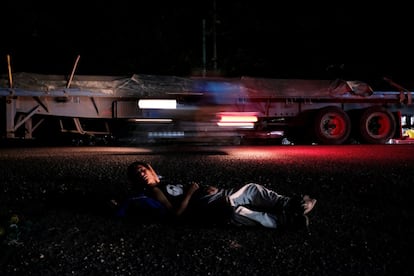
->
xmin=0 ymin=145 xmax=412 ymax=275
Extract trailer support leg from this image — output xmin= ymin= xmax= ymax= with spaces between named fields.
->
xmin=5 ymin=97 xmax=16 ymax=138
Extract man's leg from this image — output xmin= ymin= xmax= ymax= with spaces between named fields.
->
xmin=228 ymin=183 xmax=290 ymax=210
xmin=232 ymin=206 xmax=279 ymax=228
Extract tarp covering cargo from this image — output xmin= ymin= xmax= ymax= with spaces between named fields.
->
xmin=241 ymin=77 xmax=373 ymax=98
xmin=0 ymin=72 xmax=197 ymax=97
xmin=0 ymin=72 xmax=373 ymax=99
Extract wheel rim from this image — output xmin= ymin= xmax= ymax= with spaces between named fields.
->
xmin=320 ymin=112 xmax=347 ymax=138
xmin=365 ymin=112 xmax=391 ymax=138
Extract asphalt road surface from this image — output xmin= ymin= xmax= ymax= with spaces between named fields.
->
xmin=0 ymin=144 xmax=413 ymax=275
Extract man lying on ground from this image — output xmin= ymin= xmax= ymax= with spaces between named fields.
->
xmin=114 ymin=161 xmax=317 ymax=232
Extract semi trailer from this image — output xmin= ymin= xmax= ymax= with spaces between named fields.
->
xmin=0 ymin=72 xmax=412 ymax=145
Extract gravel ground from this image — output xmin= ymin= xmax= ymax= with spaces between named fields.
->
xmin=0 ymin=145 xmax=413 ymax=276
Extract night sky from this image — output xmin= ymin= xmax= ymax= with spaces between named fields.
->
xmin=1 ymin=1 xmax=413 ymax=87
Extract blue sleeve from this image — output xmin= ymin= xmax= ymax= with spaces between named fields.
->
xmin=116 ymin=194 xmax=167 ymax=219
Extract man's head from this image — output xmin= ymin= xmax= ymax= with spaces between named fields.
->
xmin=127 ymin=161 xmax=160 ymax=187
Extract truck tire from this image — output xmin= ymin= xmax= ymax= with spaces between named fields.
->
xmin=313 ymin=106 xmax=351 ymax=145
xmin=358 ymin=106 xmax=396 ymax=144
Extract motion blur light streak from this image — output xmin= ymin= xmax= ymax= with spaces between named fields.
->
xmin=219 ymin=115 xmax=258 ymax=122
xmin=138 ymin=99 xmax=177 ymax=109
xmin=133 ymin=119 xmax=173 ymax=123
xmin=148 ymin=131 xmax=184 ymax=138
xmin=217 ymin=112 xmax=258 ymax=128
xmin=217 ymin=122 xmax=255 ymax=128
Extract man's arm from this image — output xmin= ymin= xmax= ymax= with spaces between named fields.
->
xmin=175 ymin=182 xmax=199 ymax=216
xmin=151 ymin=187 xmax=173 ymax=210
xmin=150 ymin=182 xmax=200 ymax=216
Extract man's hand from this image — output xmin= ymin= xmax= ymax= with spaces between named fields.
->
xmin=187 ymin=182 xmax=200 ymax=194
xmin=175 ymin=182 xmax=200 ymax=216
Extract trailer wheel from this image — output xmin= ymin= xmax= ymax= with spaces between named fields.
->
xmin=313 ymin=106 xmax=351 ymax=145
xmin=358 ymin=106 xmax=396 ymax=144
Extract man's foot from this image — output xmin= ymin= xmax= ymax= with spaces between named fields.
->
xmin=302 ymin=195 xmax=317 ymax=215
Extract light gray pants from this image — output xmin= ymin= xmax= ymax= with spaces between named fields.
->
xmin=228 ymin=183 xmax=290 ymax=229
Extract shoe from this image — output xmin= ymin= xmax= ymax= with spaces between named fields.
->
xmin=302 ymin=195 xmax=317 ymax=215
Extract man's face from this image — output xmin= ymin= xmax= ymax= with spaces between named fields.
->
xmin=136 ymin=164 xmax=160 ymax=187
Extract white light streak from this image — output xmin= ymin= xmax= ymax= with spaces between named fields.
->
xmin=138 ymin=99 xmax=177 ymax=109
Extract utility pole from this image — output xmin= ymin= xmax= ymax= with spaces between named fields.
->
xmin=202 ymin=19 xmax=207 ymax=77
xmin=201 ymin=0 xmax=218 ymax=76
xmin=212 ymin=0 xmax=218 ymax=72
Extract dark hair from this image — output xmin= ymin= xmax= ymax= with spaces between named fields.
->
xmin=127 ymin=161 xmax=151 ymax=184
